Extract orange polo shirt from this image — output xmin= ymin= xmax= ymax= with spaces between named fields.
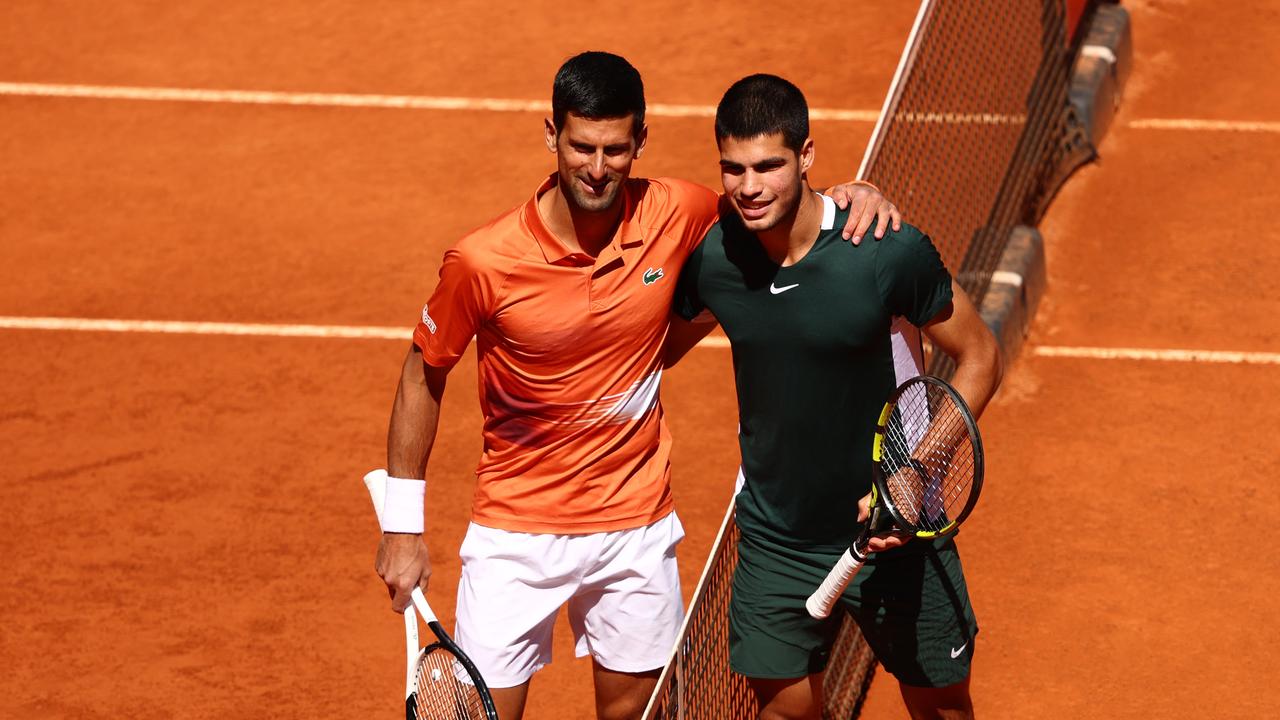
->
xmin=413 ymin=174 xmax=719 ymax=534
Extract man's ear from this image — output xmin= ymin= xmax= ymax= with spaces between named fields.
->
xmin=800 ymin=137 xmax=815 ymax=175
xmin=544 ymin=118 xmax=558 ymax=154
xmin=634 ymin=124 xmax=649 ymax=159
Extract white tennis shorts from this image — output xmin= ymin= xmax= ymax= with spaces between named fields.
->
xmin=453 ymin=512 xmax=685 ymax=688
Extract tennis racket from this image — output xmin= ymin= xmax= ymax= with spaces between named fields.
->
xmin=805 ymin=375 xmax=984 ymax=620
xmin=363 ymin=473 xmax=500 ymax=720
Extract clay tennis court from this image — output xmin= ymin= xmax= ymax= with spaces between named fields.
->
xmin=2 ymin=1 xmax=1277 ymax=718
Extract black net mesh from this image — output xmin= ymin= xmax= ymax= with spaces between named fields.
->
xmin=643 ymin=511 xmax=877 ymax=720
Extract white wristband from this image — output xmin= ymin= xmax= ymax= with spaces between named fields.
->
xmin=363 ymin=469 xmax=426 ymax=534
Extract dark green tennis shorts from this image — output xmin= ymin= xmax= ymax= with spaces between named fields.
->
xmin=729 ymin=528 xmax=978 ymax=688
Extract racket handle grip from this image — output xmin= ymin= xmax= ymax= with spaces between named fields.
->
xmin=404 ymin=603 xmax=419 ymax=688
xmin=805 ymin=547 xmax=866 ymax=619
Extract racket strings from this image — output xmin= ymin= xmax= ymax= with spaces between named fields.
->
xmin=880 ymin=383 xmax=977 ymax=533
xmin=412 ymin=647 xmax=489 ymax=720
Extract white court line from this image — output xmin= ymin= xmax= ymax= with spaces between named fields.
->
xmin=0 ymin=315 xmax=737 ymax=348
xmin=1079 ymin=45 xmax=1118 ymax=65
xmin=0 ymin=81 xmax=551 ymax=113
xmin=3 ymin=317 xmax=1275 ymax=364
xmin=1033 ymin=345 xmax=1280 ymax=365
xmin=7 ymin=82 xmax=1272 ymax=132
xmin=1128 ymin=118 xmax=1280 ymax=133
xmin=0 ymin=81 xmax=876 ymax=122
xmin=989 ymin=270 xmax=1024 ymax=288
xmin=0 ymin=316 xmax=412 ymax=339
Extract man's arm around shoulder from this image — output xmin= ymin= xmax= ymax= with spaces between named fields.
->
xmin=663 ymin=313 xmax=718 ymax=368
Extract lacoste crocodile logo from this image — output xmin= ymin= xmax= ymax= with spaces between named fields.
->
xmin=643 ymin=267 xmax=665 ymax=285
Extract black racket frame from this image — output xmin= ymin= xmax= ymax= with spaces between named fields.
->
xmin=871 ymin=375 xmax=985 ymax=540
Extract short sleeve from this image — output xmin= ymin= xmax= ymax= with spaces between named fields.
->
xmin=654 ymin=178 xmax=720 ymax=252
xmin=673 ymin=240 xmax=708 ymax=322
xmin=413 ymin=244 xmax=492 ymax=368
xmin=874 ymin=225 xmax=954 ymax=327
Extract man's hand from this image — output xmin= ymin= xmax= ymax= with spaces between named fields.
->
xmin=376 ymin=532 xmax=432 ymax=613
xmin=856 ymin=491 xmax=911 ymax=554
xmin=824 ymin=181 xmax=903 ymax=244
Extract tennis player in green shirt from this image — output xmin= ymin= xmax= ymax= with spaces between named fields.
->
xmin=666 ymin=74 xmax=1002 ymax=720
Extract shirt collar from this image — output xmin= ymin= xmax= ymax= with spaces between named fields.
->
xmin=522 ymin=174 xmax=645 ymax=265
xmin=820 ymin=193 xmax=837 ymax=230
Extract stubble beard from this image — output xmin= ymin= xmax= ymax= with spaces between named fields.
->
xmin=566 ymin=175 xmax=622 ymax=214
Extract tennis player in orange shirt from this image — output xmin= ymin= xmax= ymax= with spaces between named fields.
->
xmin=367 ymin=51 xmax=902 ymax=720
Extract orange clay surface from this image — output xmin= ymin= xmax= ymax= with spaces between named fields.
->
xmin=1 ymin=1 xmax=1278 ymax=718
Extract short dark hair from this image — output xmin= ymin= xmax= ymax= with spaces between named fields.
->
xmin=552 ymin=51 xmax=646 ymax=138
xmin=714 ymin=74 xmax=809 ymax=153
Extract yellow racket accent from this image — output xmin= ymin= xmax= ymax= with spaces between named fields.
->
xmin=913 ymin=520 xmax=958 ymax=539
xmin=871 ymin=402 xmax=894 ymax=462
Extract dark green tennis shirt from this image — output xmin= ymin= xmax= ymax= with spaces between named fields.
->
xmin=674 ymin=195 xmax=953 ymax=550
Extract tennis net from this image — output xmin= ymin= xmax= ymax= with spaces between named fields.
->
xmin=642 ymin=501 xmax=878 ymax=720
xmin=861 ymin=0 xmax=1087 ymax=307
xmin=643 ymin=1 xmax=1088 ymax=718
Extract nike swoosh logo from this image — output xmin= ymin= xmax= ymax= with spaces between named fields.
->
xmin=950 ymin=643 xmax=968 ymax=659
xmin=769 ymin=283 xmax=800 ymax=295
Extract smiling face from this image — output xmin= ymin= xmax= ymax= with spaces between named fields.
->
xmin=718 ymin=131 xmax=814 ymax=234
xmin=545 ymin=112 xmax=647 ymax=213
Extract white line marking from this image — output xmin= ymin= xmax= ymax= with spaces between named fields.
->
xmin=1033 ymin=345 xmax=1280 ymax=365
xmin=811 ymin=108 xmax=878 ymax=122
xmin=0 ymin=315 xmax=738 ymax=348
xmin=989 ymin=270 xmax=1024 ymax=288
xmin=0 ymin=81 xmax=551 ymax=113
xmin=1128 ymin=118 xmax=1280 ymax=133
xmin=0 ymin=316 xmax=412 ymax=339
xmin=6 ymin=317 xmax=1271 ymax=364
xmin=0 ymin=81 xmax=877 ymax=122
xmin=699 ymin=340 xmax=1280 ymax=362
xmin=4 ymin=82 xmax=1273 ymax=133
xmin=1080 ymin=44 xmax=1117 ymax=65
